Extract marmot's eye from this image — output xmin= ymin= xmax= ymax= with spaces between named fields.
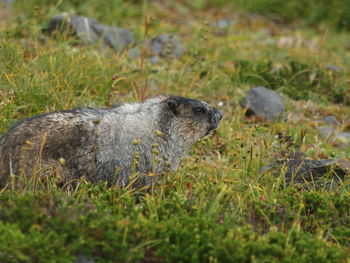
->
xmin=192 ymin=107 xmax=207 ymax=115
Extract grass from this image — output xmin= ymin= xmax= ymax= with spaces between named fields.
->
xmin=0 ymin=0 xmax=350 ymax=262
xmin=202 ymin=0 xmax=350 ymax=31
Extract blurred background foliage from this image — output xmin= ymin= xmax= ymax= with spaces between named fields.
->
xmin=199 ymin=0 xmax=350 ymax=31
xmin=10 ymin=0 xmax=350 ymax=32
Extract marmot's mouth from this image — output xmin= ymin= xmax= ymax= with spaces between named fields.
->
xmin=205 ymin=124 xmax=218 ymax=136
xmin=205 ymin=108 xmax=223 ymax=136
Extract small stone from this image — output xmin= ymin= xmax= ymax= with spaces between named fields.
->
xmin=318 ymin=125 xmax=334 ymax=139
xmin=127 ymin=47 xmax=140 ymax=59
xmin=149 ymin=56 xmax=160 ymax=65
xmin=147 ymin=33 xmax=184 ymax=59
xmin=216 ymin=19 xmax=230 ymax=29
xmin=337 ymin=132 xmax=350 ymax=147
xmin=210 ymin=19 xmax=232 ymax=36
xmin=325 ymin=64 xmax=343 ymax=72
xmin=260 ymin=158 xmax=350 ymax=189
xmin=323 ymin=115 xmax=341 ymax=126
xmin=318 ymin=125 xmax=350 ymax=148
xmin=46 ymin=14 xmax=135 ymax=52
xmin=240 ymin=86 xmax=285 ymax=121
xmin=337 ymin=131 xmax=350 ymax=141
xmin=127 ymin=33 xmax=184 ymax=63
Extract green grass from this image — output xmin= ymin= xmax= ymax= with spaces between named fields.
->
xmin=0 ymin=1 xmax=349 ymax=262
xmin=236 ymin=0 xmax=350 ymax=31
xmin=206 ymin=0 xmax=350 ymax=31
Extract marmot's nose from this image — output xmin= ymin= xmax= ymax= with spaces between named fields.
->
xmin=216 ymin=109 xmax=223 ymax=121
xmin=212 ymin=109 xmax=223 ymax=124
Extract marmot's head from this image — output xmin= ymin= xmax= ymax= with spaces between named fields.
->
xmin=163 ymin=96 xmax=223 ymax=142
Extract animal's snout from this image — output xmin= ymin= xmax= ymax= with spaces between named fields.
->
xmin=212 ymin=109 xmax=223 ymax=125
xmin=216 ymin=109 xmax=223 ymax=121
xmin=208 ymin=108 xmax=223 ymax=132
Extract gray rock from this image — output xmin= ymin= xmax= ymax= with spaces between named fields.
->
xmin=127 ymin=47 xmax=140 ymax=59
xmin=74 ymin=255 xmax=95 ymax=263
xmin=338 ymin=131 xmax=350 ymax=140
xmin=149 ymin=56 xmax=160 ymax=65
xmin=139 ymin=33 xmax=184 ymax=63
xmin=323 ymin=115 xmax=341 ymax=126
xmin=47 ymin=13 xmax=134 ymax=52
xmin=318 ymin=125 xmax=334 ymax=139
xmin=318 ymin=125 xmax=350 ymax=148
xmin=325 ymin=64 xmax=343 ymax=72
xmin=148 ymin=33 xmax=184 ymax=58
xmin=128 ymin=33 xmax=184 ymax=63
xmin=240 ymin=86 xmax=285 ymax=121
xmin=260 ymin=158 xmax=350 ymax=189
xmin=337 ymin=131 xmax=350 ymax=144
xmin=215 ymin=19 xmax=230 ymax=29
xmin=210 ymin=19 xmax=232 ymax=36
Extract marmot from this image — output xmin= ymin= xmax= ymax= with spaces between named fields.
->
xmin=0 ymin=95 xmax=223 ymax=189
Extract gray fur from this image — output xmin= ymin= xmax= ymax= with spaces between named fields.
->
xmin=0 ymin=95 xmax=223 ymax=189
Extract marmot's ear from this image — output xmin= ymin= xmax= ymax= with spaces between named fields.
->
xmin=167 ymin=99 xmax=179 ymax=116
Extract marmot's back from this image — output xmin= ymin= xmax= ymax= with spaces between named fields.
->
xmin=0 ymin=109 xmax=102 ymax=186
